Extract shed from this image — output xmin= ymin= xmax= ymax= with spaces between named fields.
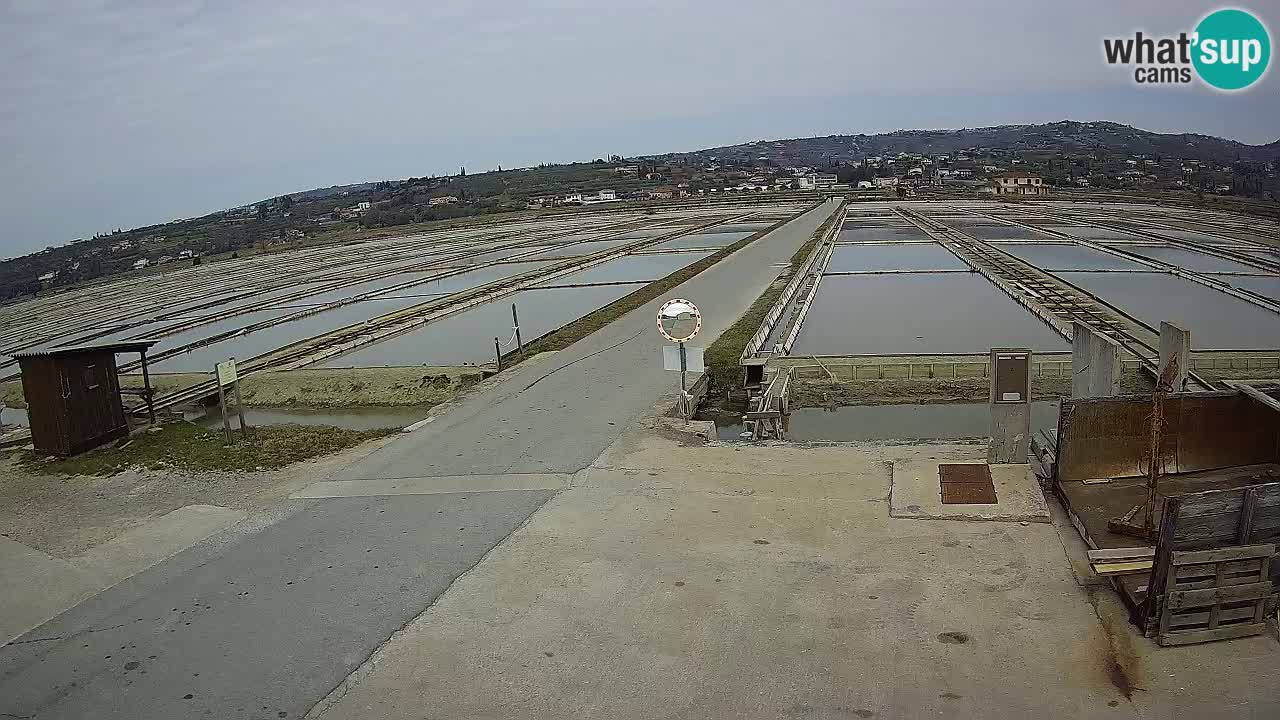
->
xmin=14 ymin=340 xmax=159 ymax=456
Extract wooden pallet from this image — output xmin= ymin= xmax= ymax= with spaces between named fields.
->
xmin=1154 ymin=544 xmax=1276 ymax=646
xmin=1143 ymin=482 xmax=1280 ymax=640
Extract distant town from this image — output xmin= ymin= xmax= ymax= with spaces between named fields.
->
xmin=3 ymin=120 xmax=1277 ymax=303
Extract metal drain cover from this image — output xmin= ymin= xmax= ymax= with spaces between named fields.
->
xmin=939 ymin=463 xmax=997 ymax=504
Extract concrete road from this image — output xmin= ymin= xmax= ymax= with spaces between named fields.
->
xmin=312 ymin=436 xmax=1280 ymax=720
xmin=0 ymin=200 xmax=836 ymax=719
xmin=0 ymin=492 xmax=553 ymax=719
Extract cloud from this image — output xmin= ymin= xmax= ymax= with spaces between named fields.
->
xmin=1 ymin=0 xmax=1276 ymax=255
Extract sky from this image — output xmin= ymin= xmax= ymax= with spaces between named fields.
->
xmin=2 ymin=0 xmax=1278 ymax=258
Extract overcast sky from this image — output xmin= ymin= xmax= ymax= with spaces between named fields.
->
xmin=2 ymin=0 xmax=1277 ymax=257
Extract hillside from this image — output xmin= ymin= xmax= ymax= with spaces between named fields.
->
xmin=4 ymin=120 xmax=1278 ymax=303
xmin=655 ymin=121 xmax=1280 ymax=168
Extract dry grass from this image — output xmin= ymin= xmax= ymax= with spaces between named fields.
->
xmin=19 ymin=421 xmax=397 ymax=476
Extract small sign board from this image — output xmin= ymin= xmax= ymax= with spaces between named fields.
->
xmin=214 ymin=359 xmax=237 ymax=386
xmin=663 ymin=345 xmax=705 ymax=373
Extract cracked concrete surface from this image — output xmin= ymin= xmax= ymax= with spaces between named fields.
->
xmin=312 ymin=433 xmax=1280 ymax=719
xmin=1 ymin=505 xmax=246 ymax=645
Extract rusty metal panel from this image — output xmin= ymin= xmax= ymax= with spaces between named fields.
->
xmin=1057 ymin=397 xmax=1163 ymax=481
xmin=1056 ymin=391 xmax=1278 ymax=482
xmin=1176 ymin=395 xmax=1280 ymax=474
xmin=939 ymin=463 xmax=998 ymax=504
xmin=940 ymin=464 xmax=993 ymax=485
xmin=941 ymin=483 xmax=998 ymax=504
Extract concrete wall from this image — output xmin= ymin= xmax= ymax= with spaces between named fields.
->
xmin=989 ymin=403 xmax=1031 ymax=464
xmin=1071 ymin=322 xmax=1121 ymax=398
xmin=1160 ymin=321 xmax=1191 ymax=392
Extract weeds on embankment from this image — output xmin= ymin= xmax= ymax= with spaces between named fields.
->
xmin=19 ymin=421 xmax=397 ymax=476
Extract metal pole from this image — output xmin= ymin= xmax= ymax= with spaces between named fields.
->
xmin=679 ymin=342 xmax=692 ymax=420
xmin=512 ymin=303 xmax=523 ymax=357
xmin=495 ymin=337 xmax=502 ymax=371
xmin=214 ymin=363 xmax=232 ymax=444
xmin=139 ymin=350 xmax=156 ymax=425
xmin=679 ymin=342 xmax=687 ymax=393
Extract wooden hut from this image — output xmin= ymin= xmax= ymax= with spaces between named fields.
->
xmin=13 ymin=340 xmax=158 ymax=456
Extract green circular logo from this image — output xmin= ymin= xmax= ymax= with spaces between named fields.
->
xmin=1192 ymin=8 xmax=1271 ymax=90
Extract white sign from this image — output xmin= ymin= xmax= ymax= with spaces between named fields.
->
xmin=663 ymin=345 xmax=705 ymax=373
xmin=656 ymin=298 xmax=701 ymax=343
xmin=215 ymin=359 xmax=238 ymax=386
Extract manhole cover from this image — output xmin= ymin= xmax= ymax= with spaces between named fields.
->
xmin=940 ymin=482 xmax=998 ymax=504
xmin=939 ymin=464 xmax=992 ymax=485
xmin=939 ymin=463 xmax=997 ymax=504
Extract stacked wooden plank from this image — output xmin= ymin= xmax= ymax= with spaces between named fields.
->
xmin=1087 ymin=547 xmax=1153 ymax=577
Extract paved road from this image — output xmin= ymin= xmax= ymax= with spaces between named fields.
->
xmin=0 ymin=200 xmax=837 ymax=719
xmin=0 ymin=492 xmax=553 ymax=719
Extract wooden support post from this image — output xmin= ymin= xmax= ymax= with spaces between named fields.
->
xmin=512 ymin=303 xmax=524 ymax=357
xmin=214 ymin=363 xmax=232 ymax=444
xmin=1237 ymin=487 xmax=1259 ymax=544
xmin=139 ymin=350 xmax=156 ymax=425
xmin=231 ymin=361 xmax=248 ymax=439
xmin=495 ymin=337 xmax=503 ymax=371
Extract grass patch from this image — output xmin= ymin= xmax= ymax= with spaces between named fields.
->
xmin=509 ymin=205 xmax=813 ymax=360
xmin=20 ymin=421 xmax=397 ymax=476
xmin=0 ymin=379 xmax=23 ymax=408
xmin=703 ymin=284 xmax=786 ymax=388
xmin=701 ymin=208 xmax=841 ymax=388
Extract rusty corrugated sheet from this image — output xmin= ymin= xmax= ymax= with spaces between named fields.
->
xmin=1057 ymin=392 xmax=1280 ymax=482
xmin=1176 ymin=394 xmax=1280 ymax=474
xmin=1057 ymin=396 xmax=1160 ymax=481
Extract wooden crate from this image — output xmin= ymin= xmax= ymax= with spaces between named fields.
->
xmin=1155 ymin=544 xmax=1276 ymax=646
xmin=1143 ymin=482 xmax=1280 ymax=638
